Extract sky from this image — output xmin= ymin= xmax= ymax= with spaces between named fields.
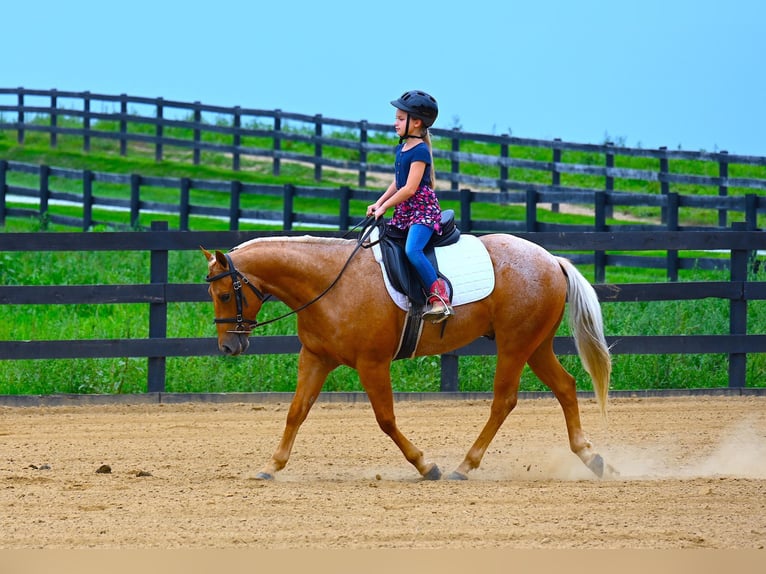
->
xmin=4 ymin=0 xmax=765 ymax=156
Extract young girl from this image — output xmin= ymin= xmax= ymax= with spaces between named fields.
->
xmin=366 ymin=90 xmax=453 ymax=323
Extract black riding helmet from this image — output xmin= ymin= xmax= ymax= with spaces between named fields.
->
xmin=391 ymin=90 xmax=439 ymax=127
xmin=391 ymin=90 xmax=438 ymax=143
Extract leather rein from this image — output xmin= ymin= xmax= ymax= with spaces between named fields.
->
xmin=205 ymin=217 xmax=380 ymax=334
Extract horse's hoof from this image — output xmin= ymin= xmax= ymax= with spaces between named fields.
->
xmin=251 ymin=471 xmax=274 ymax=481
xmin=587 ymin=454 xmax=605 ymax=478
xmin=602 ymin=463 xmax=621 ymax=479
xmin=447 ymin=471 xmax=468 ymax=481
xmin=421 ymin=464 xmax=442 ymax=481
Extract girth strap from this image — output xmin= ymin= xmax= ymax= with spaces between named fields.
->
xmin=394 ymin=304 xmax=426 ymax=360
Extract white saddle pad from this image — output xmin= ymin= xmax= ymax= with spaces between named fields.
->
xmin=370 ymin=228 xmax=495 ymax=312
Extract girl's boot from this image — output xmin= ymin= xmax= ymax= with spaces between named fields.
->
xmin=422 ymin=279 xmax=454 ymax=323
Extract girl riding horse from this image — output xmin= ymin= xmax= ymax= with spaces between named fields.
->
xmin=367 ymin=90 xmax=454 ymax=323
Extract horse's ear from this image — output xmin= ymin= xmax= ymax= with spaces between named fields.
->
xmin=214 ymin=250 xmax=229 ymax=269
xmin=200 ymin=246 xmax=213 ymax=260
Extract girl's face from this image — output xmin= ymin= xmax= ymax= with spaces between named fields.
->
xmin=394 ymin=110 xmax=422 ymax=138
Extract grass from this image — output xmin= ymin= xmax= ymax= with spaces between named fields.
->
xmin=1 ymin=119 xmax=765 ymax=395
xmin=3 ymin=116 xmax=765 ymax=231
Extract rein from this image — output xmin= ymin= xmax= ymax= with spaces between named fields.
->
xmin=206 ymin=217 xmax=380 ymax=333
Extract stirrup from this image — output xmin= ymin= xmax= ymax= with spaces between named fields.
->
xmin=422 ymin=295 xmax=454 ymax=324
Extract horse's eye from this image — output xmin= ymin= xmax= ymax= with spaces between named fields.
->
xmin=220 ymin=293 xmax=232 ymax=303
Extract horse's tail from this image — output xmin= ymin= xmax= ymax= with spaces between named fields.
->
xmin=557 ymin=257 xmax=611 ymax=418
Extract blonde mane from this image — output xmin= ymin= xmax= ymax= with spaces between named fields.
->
xmin=232 ymin=235 xmax=352 ymax=251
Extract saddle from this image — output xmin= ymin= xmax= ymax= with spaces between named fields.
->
xmin=374 ymin=210 xmax=461 ymax=306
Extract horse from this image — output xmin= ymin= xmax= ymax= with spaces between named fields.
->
xmin=202 ymin=228 xmax=616 ymax=481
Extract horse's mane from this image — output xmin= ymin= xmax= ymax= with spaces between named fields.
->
xmin=232 ymin=235 xmax=352 ymax=252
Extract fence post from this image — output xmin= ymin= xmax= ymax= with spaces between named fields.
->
xmin=526 ymin=188 xmax=538 ymax=232
xmin=232 ymin=106 xmax=241 ymax=171
xmin=666 ymin=192 xmax=679 ymax=281
xmin=180 ymin=178 xmax=191 ymax=231
xmin=718 ymin=151 xmax=729 ymax=228
xmin=120 ymin=94 xmax=128 ymax=156
xmin=605 ymin=143 xmax=614 ymax=219
xmin=39 ymin=164 xmax=50 ymax=220
xmin=229 ymin=180 xmax=241 ymax=231
xmin=273 ymin=109 xmax=282 ymax=177
xmin=0 ymin=160 xmax=7 ymax=226
xmin=314 ymin=114 xmax=322 ymax=181
xmin=460 ymin=188 xmax=472 ymax=233
xmin=82 ymin=170 xmax=94 ymax=231
xmin=551 ymin=138 xmax=561 ymax=212
xmin=450 ymin=130 xmax=460 ymax=191
xmin=155 ymin=97 xmax=164 ymax=162
xmin=130 ymin=174 xmax=141 ymax=228
xmin=659 ymin=146 xmax=669 ymax=224
xmin=339 ymin=186 xmax=350 ymax=231
xmin=83 ymin=91 xmax=91 ymax=153
xmin=17 ymin=87 xmax=24 ymax=144
xmin=499 ymin=136 xmax=509 ymax=194
xmin=283 ymin=184 xmax=295 ymax=230
xmin=148 ymin=220 xmax=168 ymax=393
xmin=728 ymin=222 xmax=748 ymax=388
xmin=359 ymin=120 xmax=368 ymax=188
xmin=193 ymin=102 xmax=201 ymax=166
xmin=440 ymin=353 xmax=459 ymax=392
xmin=50 ymin=89 xmax=58 ymax=148
xmin=745 ymin=194 xmax=758 ymax=231
xmin=594 ymin=191 xmax=607 ymax=283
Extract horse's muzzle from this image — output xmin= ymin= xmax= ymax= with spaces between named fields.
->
xmin=219 ymin=332 xmax=250 ymax=356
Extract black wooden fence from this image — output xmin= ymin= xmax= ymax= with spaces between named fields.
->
xmin=2 ymin=87 xmax=766 ymax=206
xmin=1 ymin=223 xmax=764 ymax=394
xmin=2 ymin=159 xmax=765 ymax=283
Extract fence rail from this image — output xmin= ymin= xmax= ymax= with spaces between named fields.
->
xmin=1 ymin=225 xmax=764 ymax=393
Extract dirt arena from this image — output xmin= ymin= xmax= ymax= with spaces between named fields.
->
xmin=1 ymin=394 xmax=765 ymax=550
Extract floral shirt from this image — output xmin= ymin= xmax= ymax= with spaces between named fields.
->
xmin=390 ymin=143 xmax=443 ymax=233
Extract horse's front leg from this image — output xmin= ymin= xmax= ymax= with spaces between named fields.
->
xmin=358 ymin=359 xmax=441 ymax=480
xmin=449 ymin=354 xmax=524 ymax=480
xmin=254 ymin=347 xmax=336 ymax=480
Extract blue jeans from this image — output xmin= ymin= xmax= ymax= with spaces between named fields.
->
xmin=405 ymin=224 xmax=437 ymax=288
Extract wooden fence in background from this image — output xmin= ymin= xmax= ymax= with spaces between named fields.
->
xmin=2 ymin=87 xmax=766 ymax=211
xmin=1 ymin=223 xmax=764 ymax=394
xmin=2 ymin=159 xmax=765 ymax=283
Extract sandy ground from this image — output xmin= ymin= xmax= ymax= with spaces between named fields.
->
xmin=1 ymin=395 xmax=765 ymax=550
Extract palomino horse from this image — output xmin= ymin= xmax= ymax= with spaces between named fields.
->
xmin=202 ymin=230 xmax=615 ymax=480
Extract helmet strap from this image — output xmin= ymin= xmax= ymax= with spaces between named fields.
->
xmin=398 ymin=115 xmax=425 ymax=144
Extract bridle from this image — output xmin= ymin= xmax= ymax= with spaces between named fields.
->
xmin=205 ymin=252 xmax=268 ymax=334
xmin=206 ymin=217 xmax=380 ymax=334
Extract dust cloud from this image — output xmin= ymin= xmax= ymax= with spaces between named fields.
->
xmin=594 ymin=418 xmax=766 ymax=481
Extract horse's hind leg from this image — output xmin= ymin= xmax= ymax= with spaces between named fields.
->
xmin=527 ymin=339 xmax=616 ymax=478
xmin=449 ymin=354 xmax=525 ymax=480
xmin=254 ymin=347 xmax=336 ymax=480
xmin=358 ymin=360 xmax=441 ymax=480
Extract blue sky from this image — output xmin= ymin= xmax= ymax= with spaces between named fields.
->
xmin=5 ymin=0 xmax=765 ymax=156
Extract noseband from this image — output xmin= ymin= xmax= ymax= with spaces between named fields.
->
xmin=205 ymin=253 xmax=267 ymax=334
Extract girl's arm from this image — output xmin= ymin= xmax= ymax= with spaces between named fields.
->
xmin=367 ymin=180 xmax=398 ymax=216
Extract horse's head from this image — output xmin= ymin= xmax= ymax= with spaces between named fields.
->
xmin=202 ymin=247 xmax=266 ymax=356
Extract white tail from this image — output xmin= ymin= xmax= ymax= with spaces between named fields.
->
xmin=557 ymin=258 xmax=611 ymax=418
